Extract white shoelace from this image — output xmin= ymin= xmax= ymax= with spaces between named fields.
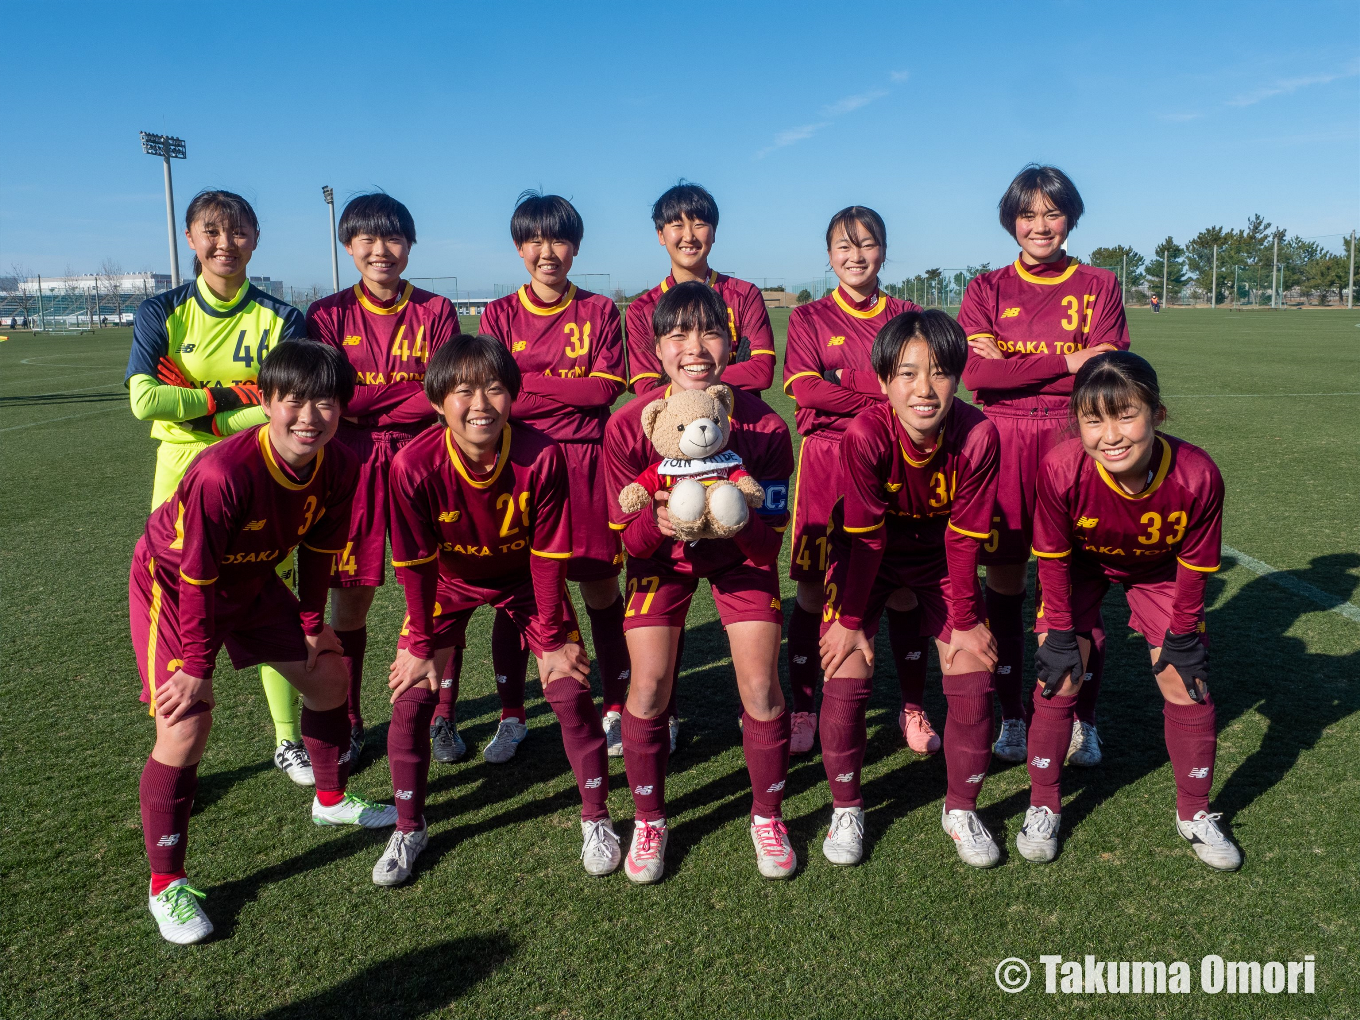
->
xmin=582 ymin=821 xmax=619 ymax=861
xmin=828 ymin=811 xmax=864 ymax=842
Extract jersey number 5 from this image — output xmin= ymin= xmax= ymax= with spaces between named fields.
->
xmin=1060 ymin=295 xmax=1096 ymax=333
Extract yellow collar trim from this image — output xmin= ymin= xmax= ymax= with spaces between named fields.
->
xmin=196 ymin=275 xmax=250 ymax=312
xmin=832 ymin=288 xmax=887 ymax=319
xmin=1095 ymin=436 xmax=1172 ymax=500
xmin=258 ymin=426 xmax=322 ymax=491
xmin=353 ymin=281 xmax=413 ymax=316
xmin=517 ymin=283 xmax=576 ymax=316
xmin=660 ymin=270 xmax=717 ymax=293
xmin=897 ymin=421 xmax=945 ymax=469
xmin=446 ymin=425 xmax=511 ymax=489
xmin=1013 ymin=256 xmax=1079 ymax=286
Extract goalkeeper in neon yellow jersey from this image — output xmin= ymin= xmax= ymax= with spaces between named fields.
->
xmin=125 ymin=189 xmax=314 ymax=785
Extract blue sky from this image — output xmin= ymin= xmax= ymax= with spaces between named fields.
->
xmin=2 ymin=0 xmax=1356 ymax=295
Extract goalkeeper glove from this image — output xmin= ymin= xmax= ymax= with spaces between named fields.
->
xmin=1154 ymin=630 xmax=1208 ymax=703
xmin=204 ymin=381 xmax=262 ymax=414
xmin=155 ymin=356 xmax=192 ymax=387
xmin=1035 ymin=628 xmax=1083 ymax=696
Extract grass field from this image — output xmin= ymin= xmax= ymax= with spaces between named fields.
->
xmin=2 ymin=308 xmax=1358 ymax=1019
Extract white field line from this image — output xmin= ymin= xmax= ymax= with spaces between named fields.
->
xmin=0 ymin=382 xmax=121 ymax=399
xmin=0 ymin=406 xmax=124 ymax=433
xmin=1164 ymin=392 xmax=1360 ymax=398
xmin=1222 ymin=545 xmax=1360 ymax=624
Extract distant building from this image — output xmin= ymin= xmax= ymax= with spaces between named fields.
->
xmin=19 ymin=272 xmax=173 ymax=296
xmin=248 ymin=276 xmax=285 ymax=298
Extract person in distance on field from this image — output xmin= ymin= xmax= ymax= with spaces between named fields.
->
xmin=381 ymin=335 xmax=617 ymax=885
xmin=605 ymin=281 xmax=795 ymax=884
xmin=1021 ymin=351 xmax=1239 ymax=870
xmin=957 ymin=165 xmax=1131 ymax=768
xmin=132 ymin=342 xmax=397 ymax=945
xmin=781 ymin=206 xmax=933 ymax=759
xmin=305 ymin=193 xmax=459 ymax=769
xmin=818 ymin=311 xmax=1002 ymax=868
xmin=476 ymin=192 xmax=632 ymax=766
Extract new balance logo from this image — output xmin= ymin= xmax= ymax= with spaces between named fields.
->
xmin=441 ymin=678 xmax=454 ymax=688
xmin=771 ymin=598 xmax=780 ymax=610
xmin=834 ymin=772 xmax=856 ymax=783
xmin=1000 ymin=307 xmax=1021 ymax=318
xmin=765 ymin=780 xmax=786 ymax=793
xmin=996 ymin=665 xmax=1012 ymax=675
xmin=338 ymin=750 xmax=353 ymax=764
xmin=793 ymin=655 xmax=808 ymax=665
xmin=156 ymin=833 xmax=181 ymax=847
xmin=633 ymin=784 xmax=653 ymax=796
xmin=512 ymin=341 xmax=527 ymax=352
xmin=827 ymin=335 xmax=846 ymax=346
xmin=179 ymin=344 xmax=196 ymax=353
xmin=495 ymin=675 xmax=507 ymax=684
xmin=584 ymin=777 xmax=603 ymax=789
xmin=244 ymin=519 xmax=267 ymax=531
xmin=619 ymin=670 xmax=632 ymax=681
xmin=1188 ymin=767 xmax=1210 ymax=779
xmin=1031 ymin=756 xmax=1052 ymax=769
xmin=342 ymin=335 xmax=362 ymax=346
xmin=395 ymin=789 xmax=414 ymax=800
xmin=904 ymin=651 xmax=922 ymax=661
xmin=886 ymin=482 xmax=903 ymax=492
xmin=438 ymin=510 xmax=462 ymax=522
xmin=967 ymin=772 xmax=986 ymax=784
xmin=1077 ymin=516 xmax=1099 ymax=528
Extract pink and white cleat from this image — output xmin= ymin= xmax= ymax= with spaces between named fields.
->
xmin=789 ymin=711 xmax=817 ymax=755
xmin=624 ymin=818 xmax=668 ymax=884
xmin=899 ymin=708 xmax=942 ymax=754
xmin=750 ymin=816 xmax=797 ymax=879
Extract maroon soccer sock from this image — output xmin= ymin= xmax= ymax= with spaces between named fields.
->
xmin=433 ymin=646 xmax=464 ymax=723
xmin=1075 ymin=625 xmax=1106 ymax=726
xmin=818 ymin=676 xmax=873 ymax=807
xmin=743 ymin=710 xmax=791 ymax=818
xmin=665 ymin=630 xmax=684 ymax=722
xmin=140 ymin=757 xmax=198 ymax=876
xmin=586 ymin=598 xmax=631 ymax=714
xmin=621 ymin=708 xmax=669 ymax=821
xmin=985 ymin=588 xmax=1027 ymax=720
xmin=886 ymin=606 xmax=929 ymax=712
xmin=301 ymin=704 xmax=352 ymax=794
xmin=1027 ymin=688 xmax=1078 ymax=812
xmin=1164 ymin=695 xmax=1217 ymax=817
xmin=943 ymin=671 xmax=995 ymax=812
xmin=545 ymin=677 xmax=610 ymax=821
xmin=786 ymin=603 xmax=821 ymax=714
xmin=492 ymin=609 xmax=529 ymax=722
xmin=388 ymin=685 xmax=437 ymax=832
xmin=334 ymin=626 xmax=368 ymax=729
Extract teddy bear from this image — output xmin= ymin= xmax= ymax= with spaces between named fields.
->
xmin=617 ymin=384 xmax=765 ymax=541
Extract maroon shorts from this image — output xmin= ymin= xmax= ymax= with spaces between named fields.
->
xmin=621 ymin=558 xmax=783 ymax=632
xmin=788 ymin=433 xmax=840 ymax=583
xmin=979 ymin=406 xmax=1073 ymax=566
xmin=329 ymin=422 xmax=426 ymax=588
xmin=1034 ymin=561 xmax=1206 ymax=647
xmin=396 ymin=572 xmax=581 ymax=653
xmin=562 ymin=441 xmax=624 ymax=583
xmin=129 ymin=540 xmax=307 ymax=714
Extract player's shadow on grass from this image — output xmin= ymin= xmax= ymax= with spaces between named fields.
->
xmin=248 ymin=932 xmax=515 ymax=1020
xmin=0 ymin=389 xmax=124 ymax=408
xmin=192 ymin=759 xmax=273 ymax=814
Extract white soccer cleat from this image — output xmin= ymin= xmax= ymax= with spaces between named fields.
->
xmin=1176 ymin=811 xmax=1242 ymax=871
xmin=821 ymin=806 xmax=865 ymax=866
xmin=603 ymin=711 xmax=623 ymax=758
xmin=624 ymin=818 xmax=668 ymax=884
xmin=273 ymin=739 xmax=314 ymax=786
xmin=750 ymin=816 xmax=797 ymax=879
xmin=1067 ymin=719 xmax=1102 ymax=767
xmin=149 ymin=879 xmax=213 ymax=945
xmin=482 ymin=717 xmax=529 ymax=764
xmin=941 ymin=806 xmax=1001 ymax=868
xmin=992 ymin=718 xmax=1028 ymax=763
xmin=668 ymin=715 xmax=680 ymax=754
xmin=372 ymin=826 xmax=429 ymax=886
xmin=789 ymin=711 xmax=817 ymax=755
xmin=311 ymin=792 xmax=398 ymax=828
xmin=1016 ymin=805 xmax=1062 ymax=863
xmin=581 ymin=818 xmax=623 ymax=876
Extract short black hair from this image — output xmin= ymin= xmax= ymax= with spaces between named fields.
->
xmin=825 ymin=205 xmax=886 ymax=252
xmin=998 ymin=164 xmax=1084 ymax=239
xmin=185 ymin=189 xmax=259 ymax=236
xmin=425 ymin=334 xmax=522 ymax=404
xmin=510 ymin=191 xmax=584 ymax=248
xmin=1071 ymin=351 xmax=1164 ymax=420
xmin=652 ymin=280 xmax=730 ymax=341
xmin=871 ymin=310 xmax=967 ymax=382
xmin=651 ymin=181 xmax=719 ymax=231
xmin=258 ymin=341 xmax=355 ymax=407
xmin=338 ymin=192 xmax=417 ymax=246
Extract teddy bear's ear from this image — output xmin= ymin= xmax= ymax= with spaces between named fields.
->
xmin=640 ymin=398 xmax=668 ymax=439
xmin=705 ymin=384 xmax=735 ymax=420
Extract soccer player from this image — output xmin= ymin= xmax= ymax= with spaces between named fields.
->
xmin=1022 ymin=351 xmax=1239 ymax=871
xmin=781 ymin=206 xmax=929 ymax=757
xmin=956 ymin=165 xmax=1130 ymax=767
xmin=624 ymin=183 xmax=776 ymax=397
xmin=133 ymin=342 xmax=397 ymax=945
xmin=818 ymin=310 xmax=1001 ymax=867
xmin=306 ymin=193 xmax=458 ymax=768
xmin=476 ymin=193 xmax=630 ymax=765
xmin=605 ymin=281 xmax=795 ymax=884
xmin=125 ymin=189 xmax=314 ymax=787
xmin=378 ymin=335 xmax=618 ymax=885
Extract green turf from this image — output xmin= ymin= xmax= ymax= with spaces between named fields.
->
xmin=1 ymin=308 xmax=1357 ymax=1018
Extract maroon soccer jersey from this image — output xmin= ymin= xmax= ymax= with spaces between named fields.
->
xmin=832 ymin=401 xmax=1000 ymax=631
xmin=957 ymin=257 xmax=1130 ymax=411
xmin=388 ymin=421 xmax=574 ymax=657
xmin=624 ymin=271 xmax=776 ymax=395
xmin=782 ymin=287 xmax=920 ymax=438
xmin=306 ymin=282 xmax=457 ymax=428
xmin=604 ymin=384 xmax=793 ymax=576
xmin=479 ymin=284 xmax=626 ymax=442
xmin=139 ymin=425 xmax=358 ymax=677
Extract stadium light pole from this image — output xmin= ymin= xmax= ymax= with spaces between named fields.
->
xmin=1210 ymin=245 xmax=1217 ymax=310
xmin=1272 ymin=236 xmax=1279 ymax=309
xmin=1161 ymin=244 xmax=1168 ymax=309
xmin=322 ymin=186 xmax=340 ymax=294
xmin=139 ymin=132 xmax=187 ymax=288
xmin=1349 ymin=230 xmax=1355 ymax=309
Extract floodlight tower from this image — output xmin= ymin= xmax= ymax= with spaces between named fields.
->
xmin=140 ymin=132 xmax=187 ymax=288
xmin=322 ymin=186 xmax=340 ymax=294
